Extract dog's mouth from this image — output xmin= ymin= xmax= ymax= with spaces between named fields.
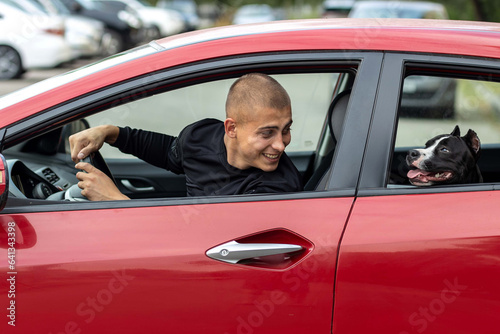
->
xmin=407 ymin=168 xmax=453 ymax=186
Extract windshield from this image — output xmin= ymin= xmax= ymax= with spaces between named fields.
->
xmin=75 ymin=0 xmax=97 ymax=9
xmin=50 ymin=0 xmax=72 ymax=15
xmin=137 ymin=0 xmax=151 ymax=7
xmin=3 ymin=0 xmax=46 ymax=14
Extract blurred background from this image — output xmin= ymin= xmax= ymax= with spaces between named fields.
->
xmin=0 ymin=0 xmax=499 ymax=88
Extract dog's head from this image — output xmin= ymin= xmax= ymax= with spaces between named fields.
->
xmin=406 ymin=125 xmax=482 ymax=186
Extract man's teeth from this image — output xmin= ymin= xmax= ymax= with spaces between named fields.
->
xmin=264 ymin=153 xmax=279 ymax=159
xmin=435 ymin=173 xmax=441 ymax=178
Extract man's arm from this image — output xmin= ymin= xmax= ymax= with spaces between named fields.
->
xmin=69 ymin=125 xmax=119 ymax=163
xmin=69 ymin=125 xmax=182 ymax=201
xmin=111 ymin=126 xmax=181 ymax=172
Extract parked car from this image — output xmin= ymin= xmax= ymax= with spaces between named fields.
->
xmin=93 ymin=0 xmax=154 ymax=42
xmin=94 ymin=0 xmax=186 ymax=37
xmin=59 ymin=0 xmax=143 ymax=55
xmin=0 ymin=1 xmax=73 ymax=79
xmin=322 ymin=0 xmax=355 ymax=18
xmin=157 ymin=0 xmax=200 ymax=31
xmin=232 ymin=4 xmax=277 ymax=25
xmin=348 ymin=0 xmax=449 ymax=19
xmin=12 ymin=0 xmax=105 ymax=58
xmin=349 ymin=1 xmax=454 ymax=118
xmin=1 ymin=18 xmax=500 ymax=334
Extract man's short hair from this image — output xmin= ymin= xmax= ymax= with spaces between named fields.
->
xmin=225 ymin=73 xmax=291 ymax=122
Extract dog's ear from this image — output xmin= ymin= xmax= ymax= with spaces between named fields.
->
xmin=451 ymin=125 xmax=460 ymax=137
xmin=463 ymin=129 xmax=481 ymax=159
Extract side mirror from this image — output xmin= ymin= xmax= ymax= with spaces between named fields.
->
xmin=60 ymin=119 xmax=90 ymax=154
xmin=0 ymin=154 xmax=9 ymax=212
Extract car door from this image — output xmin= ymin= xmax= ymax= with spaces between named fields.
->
xmin=333 ymin=53 xmax=500 ymax=333
xmin=0 ymin=52 xmax=382 ymax=333
xmin=2 ymin=197 xmax=352 ymax=333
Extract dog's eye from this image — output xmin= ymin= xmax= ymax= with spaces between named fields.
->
xmin=440 ymin=147 xmax=450 ymax=153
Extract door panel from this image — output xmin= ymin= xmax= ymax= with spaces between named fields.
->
xmin=333 ymin=191 xmax=500 ymax=334
xmin=108 ymin=159 xmax=187 ymax=198
xmin=1 ymin=197 xmax=353 ymax=333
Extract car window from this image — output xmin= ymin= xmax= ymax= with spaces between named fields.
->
xmin=390 ymin=72 xmax=500 ymax=186
xmin=86 ymin=73 xmax=339 ymax=158
xmin=1 ymin=65 xmax=359 ymax=204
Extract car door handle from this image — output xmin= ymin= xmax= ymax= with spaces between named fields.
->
xmin=120 ymin=179 xmax=155 ymax=192
xmin=206 ymin=240 xmax=303 ymax=264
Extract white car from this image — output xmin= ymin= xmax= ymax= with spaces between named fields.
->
xmin=157 ymin=0 xmax=200 ymax=31
xmin=232 ymin=4 xmax=277 ymax=25
xmin=92 ymin=0 xmax=185 ymax=37
xmin=63 ymin=14 xmax=104 ymax=57
xmin=0 ymin=1 xmax=73 ymax=79
xmin=30 ymin=0 xmax=105 ymax=57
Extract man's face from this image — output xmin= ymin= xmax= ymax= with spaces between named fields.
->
xmin=234 ymin=106 xmax=292 ymax=172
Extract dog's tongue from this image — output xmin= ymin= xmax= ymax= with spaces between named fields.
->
xmin=407 ymin=169 xmax=431 ymax=179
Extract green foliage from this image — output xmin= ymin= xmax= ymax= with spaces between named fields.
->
xmin=443 ymin=0 xmax=500 ymax=21
xmin=439 ymin=0 xmax=476 ymax=20
xmin=476 ymin=0 xmax=500 ymax=21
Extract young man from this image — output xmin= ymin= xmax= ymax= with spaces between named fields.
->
xmin=70 ymin=73 xmax=303 ymax=200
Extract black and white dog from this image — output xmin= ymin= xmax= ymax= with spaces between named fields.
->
xmin=406 ymin=125 xmax=482 ymax=186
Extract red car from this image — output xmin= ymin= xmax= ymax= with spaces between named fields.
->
xmin=1 ymin=18 xmax=500 ymax=334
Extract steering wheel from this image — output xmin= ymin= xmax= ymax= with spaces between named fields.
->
xmin=84 ymin=151 xmax=117 ymax=186
xmin=47 ymin=151 xmax=116 ymax=201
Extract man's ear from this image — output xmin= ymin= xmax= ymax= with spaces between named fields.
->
xmin=224 ymin=118 xmax=237 ymax=138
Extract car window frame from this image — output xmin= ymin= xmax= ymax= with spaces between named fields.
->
xmin=1 ymin=51 xmax=383 ymax=214
xmin=358 ymin=51 xmax=500 ymax=196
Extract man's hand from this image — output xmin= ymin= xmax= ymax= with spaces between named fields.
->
xmin=69 ymin=125 xmax=119 ymax=163
xmin=75 ymin=162 xmax=129 ymax=201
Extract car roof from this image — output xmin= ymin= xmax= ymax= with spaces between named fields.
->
xmin=1 ymin=18 xmax=500 ymax=126
xmin=153 ymin=18 xmax=499 ymax=52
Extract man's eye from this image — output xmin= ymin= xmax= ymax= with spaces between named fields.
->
xmin=440 ymin=147 xmax=450 ymax=153
xmin=283 ymin=127 xmax=292 ymax=134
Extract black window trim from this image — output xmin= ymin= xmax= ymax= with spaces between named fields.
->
xmin=358 ymin=52 xmax=500 ymax=196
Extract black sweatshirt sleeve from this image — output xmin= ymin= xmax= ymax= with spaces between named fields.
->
xmin=111 ymin=126 xmax=184 ymax=174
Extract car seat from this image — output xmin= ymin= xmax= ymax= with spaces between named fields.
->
xmin=304 ymin=89 xmax=351 ymax=190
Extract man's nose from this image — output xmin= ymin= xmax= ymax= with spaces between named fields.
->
xmin=272 ymin=134 xmax=286 ymax=152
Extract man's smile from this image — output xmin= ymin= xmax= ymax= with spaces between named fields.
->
xmin=263 ymin=153 xmax=280 ymax=160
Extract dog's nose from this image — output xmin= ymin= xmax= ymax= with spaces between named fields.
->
xmin=409 ymin=149 xmax=419 ymax=157
xmin=408 ymin=149 xmax=420 ymax=161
